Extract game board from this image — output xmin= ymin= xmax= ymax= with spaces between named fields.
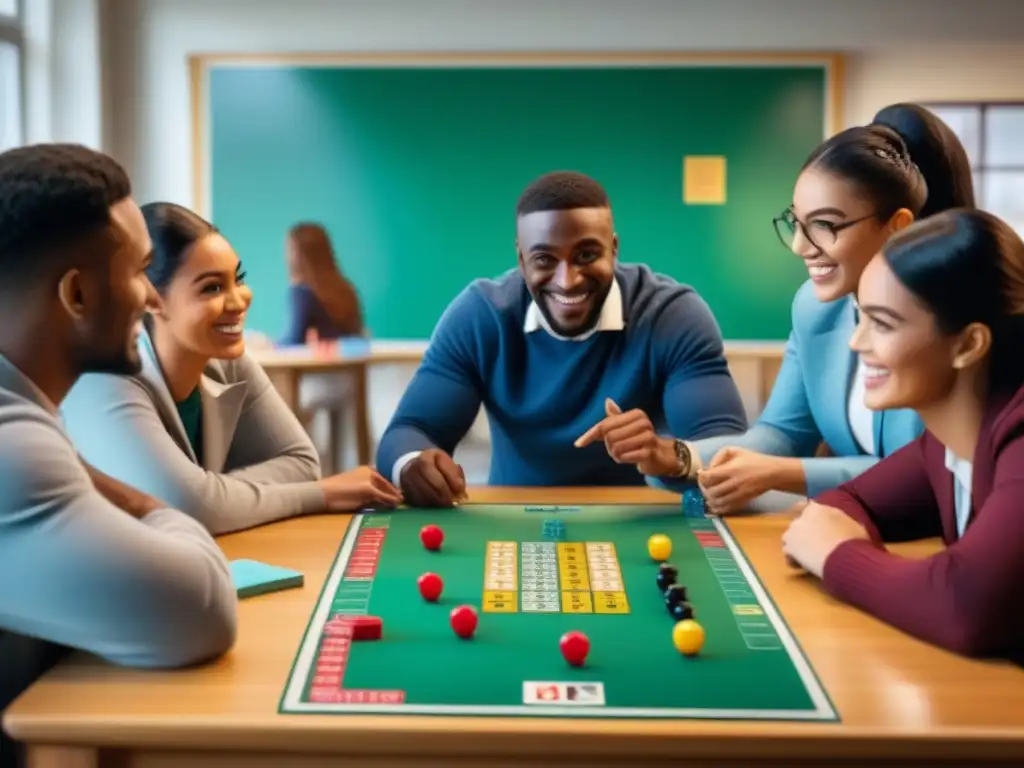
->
xmin=279 ymin=502 xmax=837 ymax=721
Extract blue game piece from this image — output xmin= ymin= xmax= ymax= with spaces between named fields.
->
xmin=682 ymin=488 xmax=707 ymax=518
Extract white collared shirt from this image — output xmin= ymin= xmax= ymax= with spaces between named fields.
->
xmin=523 ymin=278 xmax=625 ymax=340
xmin=847 ymin=357 xmax=874 ymax=455
xmin=391 ymin=279 xmax=626 ymax=484
xmin=944 ymin=448 xmax=973 ymax=538
xmin=847 ymin=300 xmax=875 ymax=455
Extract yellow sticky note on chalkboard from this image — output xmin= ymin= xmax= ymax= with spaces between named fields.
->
xmin=683 ymin=155 xmax=727 ymax=205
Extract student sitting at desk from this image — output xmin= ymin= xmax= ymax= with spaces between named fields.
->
xmin=279 ymin=221 xmax=364 ymax=344
xmin=0 ymin=145 xmax=238 ymax=768
xmin=61 ymin=202 xmax=401 ymax=535
xmin=278 ymin=222 xmax=365 ymax=473
xmin=376 ymin=170 xmax=748 ymax=507
xmin=784 ymin=209 xmax=1024 ymax=658
xmin=588 ymin=104 xmax=974 ymax=512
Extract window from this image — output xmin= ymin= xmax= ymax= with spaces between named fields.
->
xmin=926 ymin=103 xmax=1024 ymax=235
xmin=0 ymin=0 xmax=21 ymax=151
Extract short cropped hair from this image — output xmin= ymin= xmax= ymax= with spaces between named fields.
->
xmin=0 ymin=143 xmax=132 ymax=286
xmin=516 ymin=171 xmax=610 ymax=216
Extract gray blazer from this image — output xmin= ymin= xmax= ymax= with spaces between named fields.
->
xmin=61 ymin=326 xmax=327 ymax=535
xmin=0 ymin=354 xmax=238 ymax=763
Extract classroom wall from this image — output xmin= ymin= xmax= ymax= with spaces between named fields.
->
xmin=97 ymin=0 xmax=1024 ymax=211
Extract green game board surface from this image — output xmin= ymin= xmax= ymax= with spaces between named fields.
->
xmin=279 ymin=504 xmax=837 ymax=721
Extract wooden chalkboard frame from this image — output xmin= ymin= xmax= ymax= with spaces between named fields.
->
xmin=188 ymin=51 xmax=844 ymax=218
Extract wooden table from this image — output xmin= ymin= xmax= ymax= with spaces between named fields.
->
xmin=7 ymin=487 xmax=1023 ymax=767
xmin=247 ymin=343 xmax=426 ymax=469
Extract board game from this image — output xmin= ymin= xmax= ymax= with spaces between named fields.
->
xmin=279 ymin=502 xmax=837 ymax=721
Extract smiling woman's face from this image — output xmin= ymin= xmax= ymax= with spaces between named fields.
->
xmin=156 ymin=233 xmax=253 ymax=361
xmin=849 ymin=253 xmax=964 ymax=412
xmin=787 ymin=168 xmax=904 ymax=303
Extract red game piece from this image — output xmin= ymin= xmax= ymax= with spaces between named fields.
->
xmin=417 ymin=572 xmax=444 ymax=602
xmin=449 ymin=605 xmax=478 ymax=639
xmin=559 ymin=630 xmax=590 ymax=667
xmin=420 ymin=524 xmax=444 ymax=551
xmin=336 ymin=615 xmax=382 ymax=641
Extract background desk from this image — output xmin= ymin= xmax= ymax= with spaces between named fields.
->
xmin=5 ymin=487 xmax=1024 ymax=766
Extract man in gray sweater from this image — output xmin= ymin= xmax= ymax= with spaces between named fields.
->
xmin=0 ymin=144 xmax=238 ymax=767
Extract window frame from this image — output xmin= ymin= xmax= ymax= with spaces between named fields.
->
xmin=0 ymin=0 xmax=24 ymax=150
xmin=923 ymin=100 xmax=1024 ymax=182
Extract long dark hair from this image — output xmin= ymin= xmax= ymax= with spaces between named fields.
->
xmin=883 ymin=208 xmax=1024 ymax=391
xmin=803 ymin=103 xmax=975 ymax=222
xmin=141 ymin=202 xmax=218 ymax=293
xmin=287 ymin=222 xmax=363 ymax=335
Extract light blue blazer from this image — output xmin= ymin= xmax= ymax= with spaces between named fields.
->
xmin=692 ymin=280 xmax=925 ymax=497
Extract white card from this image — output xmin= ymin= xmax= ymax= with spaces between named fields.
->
xmin=523 ymin=681 xmax=606 ymax=705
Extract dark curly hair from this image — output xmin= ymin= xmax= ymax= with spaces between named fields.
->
xmin=0 ymin=143 xmax=132 ymax=289
xmin=516 ymin=171 xmax=610 ymax=216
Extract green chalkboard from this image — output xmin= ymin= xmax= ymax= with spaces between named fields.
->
xmin=205 ymin=62 xmax=831 ymax=340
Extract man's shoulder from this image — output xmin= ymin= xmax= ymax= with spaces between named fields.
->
xmin=461 ymin=268 xmax=530 ymax=315
xmin=0 ymin=389 xmax=83 ymax=493
xmin=617 ymin=262 xmax=711 ymax=329
xmin=434 ymin=269 xmax=529 ymax=337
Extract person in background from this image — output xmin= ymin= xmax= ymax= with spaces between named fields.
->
xmin=279 ymin=222 xmax=364 ymax=344
xmin=600 ymin=103 xmax=974 ymax=512
xmin=278 ymin=222 xmax=366 ymax=472
xmin=783 ymin=209 xmax=1024 ymax=659
xmin=61 ymin=203 xmax=401 ymax=535
xmin=0 ymin=145 xmax=237 ymax=768
xmin=377 ymin=170 xmax=748 ymax=507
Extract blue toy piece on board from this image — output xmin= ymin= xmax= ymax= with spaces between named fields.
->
xmin=682 ymin=487 xmax=707 ymax=518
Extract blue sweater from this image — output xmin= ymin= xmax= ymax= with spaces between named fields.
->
xmin=279 ymin=284 xmax=360 ymax=345
xmin=376 ymin=263 xmax=747 ymax=487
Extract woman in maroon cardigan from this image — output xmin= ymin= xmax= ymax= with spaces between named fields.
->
xmin=782 ymin=208 xmax=1024 ymax=658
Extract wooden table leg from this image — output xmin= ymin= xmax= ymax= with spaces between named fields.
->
xmin=353 ymin=364 xmax=372 ymax=466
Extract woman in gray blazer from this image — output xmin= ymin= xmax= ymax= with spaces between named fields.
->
xmin=61 ymin=203 xmax=402 ymax=534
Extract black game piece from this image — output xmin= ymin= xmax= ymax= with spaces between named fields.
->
xmin=670 ymin=601 xmax=694 ymax=621
xmin=656 ymin=564 xmax=678 ymax=592
xmin=663 ymin=584 xmax=687 ymax=605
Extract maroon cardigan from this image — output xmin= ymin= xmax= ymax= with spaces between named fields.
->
xmin=818 ymin=383 xmax=1024 ymax=658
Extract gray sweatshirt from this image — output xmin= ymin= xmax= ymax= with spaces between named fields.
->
xmin=0 ymin=354 xmax=238 ymax=765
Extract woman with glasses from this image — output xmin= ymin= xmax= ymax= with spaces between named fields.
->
xmin=685 ymin=103 xmax=976 ymax=514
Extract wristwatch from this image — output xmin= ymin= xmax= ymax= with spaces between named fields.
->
xmin=671 ymin=439 xmax=692 ymax=478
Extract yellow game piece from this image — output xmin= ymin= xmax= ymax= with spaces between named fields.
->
xmin=647 ymin=533 xmax=672 ymax=561
xmin=672 ymin=619 xmax=705 ymax=657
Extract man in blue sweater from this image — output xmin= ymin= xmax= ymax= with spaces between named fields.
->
xmin=377 ymin=171 xmax=747 ymax=506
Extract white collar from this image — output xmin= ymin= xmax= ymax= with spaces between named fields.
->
xmin=944 ymin=447 xmax=973 ymax=486
xmin=523 ymin=278 xmax=625 ymax=341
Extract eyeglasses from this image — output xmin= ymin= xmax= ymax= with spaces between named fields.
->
xmin=772 ymin=208 xmax=879 ymax=252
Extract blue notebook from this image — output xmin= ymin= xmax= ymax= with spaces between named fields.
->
xmin=230 ymin=559 xmax=304 ymax=599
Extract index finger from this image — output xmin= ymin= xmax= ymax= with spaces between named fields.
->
xmin=573 ymin=419 xmax=607 ymax=448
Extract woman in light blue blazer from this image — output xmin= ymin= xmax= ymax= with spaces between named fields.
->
xmin=62 ymin=203 xmax=402 ymax=534
xmin=689 ymin=104 xmax=976 ymax=514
